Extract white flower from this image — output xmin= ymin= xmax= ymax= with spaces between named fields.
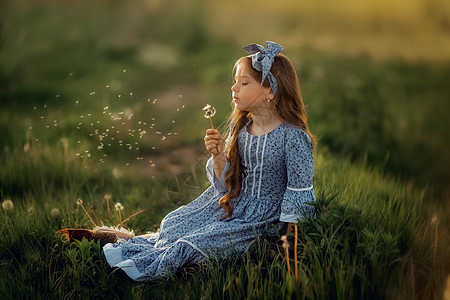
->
xmin=2 ymin=199 xmax=14 ymax=211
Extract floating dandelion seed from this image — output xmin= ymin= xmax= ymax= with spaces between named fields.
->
xmin=123 ymin=69 xmax=127 ymax=73
xmin=89 ymin=91 xmax=96 ymax=96
xmin=2 ymin=199 xmax=14 ymax=211
xmin=202 ymin=104 xmax=216 ymax=129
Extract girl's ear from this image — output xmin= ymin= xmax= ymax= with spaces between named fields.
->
xmin=267 ymin=88 xmax=275 ymax=101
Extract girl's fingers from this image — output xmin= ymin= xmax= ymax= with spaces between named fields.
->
xmin=206 ymin=129 xmax=219 ymax=135
xmin=204 ymin=129 xmax=222 ymax=155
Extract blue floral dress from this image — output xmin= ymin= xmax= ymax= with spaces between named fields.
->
xmin=103 ymin=120 xmax=316 ymax=281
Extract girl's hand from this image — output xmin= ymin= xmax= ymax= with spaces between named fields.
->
xmin=204 ymin=129 xmax=223 ymax=157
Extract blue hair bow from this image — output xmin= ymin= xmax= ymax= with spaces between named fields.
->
xmin=243 ymin=41 xmax=283 ymax=96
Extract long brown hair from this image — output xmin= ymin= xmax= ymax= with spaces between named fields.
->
xmin=218 ymin=54 xmax=317 ymax=218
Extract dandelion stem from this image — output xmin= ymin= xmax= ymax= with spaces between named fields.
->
xmin=80 ymin=203 xmax=97 ymax=227
xmin=294 ymin=223 xmax=298 ymax=281
xmin=117 ymin=209 xmax=145 ymax=227
xmin=285 ymin=246 xmax=291 ymax=275
xmin=107 ymin=199 xmax=110 ymax=215
xmin=118 ymin=209 xmax=122 ymax=224
xmin=209 ymin=117 xmax=214 ymax=129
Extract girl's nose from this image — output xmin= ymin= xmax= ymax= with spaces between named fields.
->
xmin=231 ymin=82 xmax=238 ymax=92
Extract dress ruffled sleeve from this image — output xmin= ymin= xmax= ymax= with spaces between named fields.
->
xmin=280 ymin=127 xmax=316 ymax=223
xmin=206 ymin=156 xmax=230 ymax=196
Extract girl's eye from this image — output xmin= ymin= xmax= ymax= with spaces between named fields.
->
xmin=242 ymin=82 xmax=248 ymax=86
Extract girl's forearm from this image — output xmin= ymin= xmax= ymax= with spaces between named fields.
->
xmin=212 ymin=152 xmax=227 ymax=180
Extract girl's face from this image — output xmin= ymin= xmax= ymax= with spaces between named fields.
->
xmin=231 ymin=62 xmax=273 ymax=112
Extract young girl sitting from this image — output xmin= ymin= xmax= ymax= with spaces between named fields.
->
xmin=103 ymin=41 xmax=317 ymax=282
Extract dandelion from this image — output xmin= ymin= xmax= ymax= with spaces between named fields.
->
xmin=23 ymin=143 xmax=30 ymax=153
xmin=104 ymin=193 xmax=112 ymax=214
xmin=2 ymin=199 xmax=14 ymax=211
xmin=50 ymin=208 xmax=60 ymax=218
xmin=89 ymin=91 xmax=96 ymax=96
xmin=115 ymin=202 xmax=124 ymax=223
xmin=281 ymin=235 xmax=291 ymax=275
xmin=202 ymin=104 xmax=216 ymax=129
xmin=76 ymin=199 xmax=96 ymax=226
xmin=115 ymin=203 xmax=123 ymax=211
xmin=28 ymin=206 xmax=35 ymax=215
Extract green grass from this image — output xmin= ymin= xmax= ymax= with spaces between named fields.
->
xmin=0 ymin=145 xmax=447 ymax=299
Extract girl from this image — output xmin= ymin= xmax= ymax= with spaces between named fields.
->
xmin=103 ymin=41 xmax=317 ymax=282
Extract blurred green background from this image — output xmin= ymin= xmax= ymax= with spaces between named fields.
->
xmin=1 ymin=0 xmax=449 ymax=201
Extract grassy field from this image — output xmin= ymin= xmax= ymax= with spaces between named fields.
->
xmin=1 ymin=0 xmax=449 ymax=299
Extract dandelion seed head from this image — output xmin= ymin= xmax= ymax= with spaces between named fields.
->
xmin=202 ymin=104 xmax=216 ymax=119
xmin=50 ymin=208 xmax=60 ymax=218
xmin=2 ymin=199 xmax=14 ymax=211
xmin=76 ymin=198 xmax=83 ymax=206
xmin=431 ymin=214 xmax=438 ymax=224
xmin=104 ymin=193 xmax=112 ymax=200
xmin=114 ymin=199 xmax=125 ymax=211
xmin=28 ymin=206 xmax=35 ymax=214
